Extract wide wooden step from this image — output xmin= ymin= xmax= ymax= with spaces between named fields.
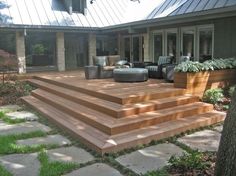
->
xmin=28 ymin=79 xmax=199 ymax=118
xmin=22 ymin=95 xmax=225 ymax=154
xmin=31 ymin=89 xmax=214 ymax=135
xmin=33 ymin=77 xmax=186 ymax=104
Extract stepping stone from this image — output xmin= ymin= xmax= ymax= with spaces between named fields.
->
xmin=47 ymin=146 xmax=94 ymax=164
xmin=65 ymin=163 xmax=123 ymax=176
xmin=0 ymin=153 xmax=40 ymax=176
xmin=17 ymin=134 xmax=71 ymax=146
xmin=0 ymin=105 xmax=21 ymax=113
xmin=116 ymin=143 xmax=184 ymax=175
xmin=6 ymin=111 xmax=38 ymax=121
xmin=177 ymin=130 xmax=221 ymax=152
xmin=0 ymin=121 xmax=51 ymax=136
xmin=214 ymin=125 xmax=223 ymax=133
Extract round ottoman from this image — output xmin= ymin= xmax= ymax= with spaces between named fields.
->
xmin=113 ymin=68 xmax=148 ymax=82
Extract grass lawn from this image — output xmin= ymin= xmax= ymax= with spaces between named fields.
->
xmin=0 ymin=131 xmax=58 ymax=155
xmin=38 ymin=151 xmax=79 ymax=176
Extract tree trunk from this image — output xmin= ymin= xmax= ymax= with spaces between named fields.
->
xmin=215 ymin=89 xmax=236 ymax=176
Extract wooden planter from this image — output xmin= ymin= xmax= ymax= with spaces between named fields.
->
xmin=174 ymin=69 xmax=236 ymax=97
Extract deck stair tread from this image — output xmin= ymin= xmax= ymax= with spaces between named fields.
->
xmin=31 ymin=89 xmax=214 ymax=135
xmin=22 ymin=95 xmax=225 ymax=154
xmin=29 ymin=79 xmax=199 ymax=117
xmin=22 ymin=96 xmax=108 ymax=150
xmin=31 ymin=78 xmax=186 ymax=104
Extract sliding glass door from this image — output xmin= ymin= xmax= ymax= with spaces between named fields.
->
xmin=181 ymin=28 xmax=195 ymax=59
xmin=153 ymin=33 xmax=163 ymax=63
xmin=123 ymin=35 xmax=143 ymax=62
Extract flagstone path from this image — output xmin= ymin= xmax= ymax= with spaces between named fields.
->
xmin=0 ymin=105 xmax=223 ymax=176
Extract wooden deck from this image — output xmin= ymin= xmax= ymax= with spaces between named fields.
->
xmin=22 ymin=71 xmax=225 ymax=154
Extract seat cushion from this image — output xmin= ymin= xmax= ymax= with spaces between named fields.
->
xmin=93 ymin=56 xmax=108 ymax=66
xmin=108 ymin=55 xmax=120 ymax=66
xmin=102 ymin=66 xmax=116 ymax=71
xmin=158 ymin=56 xmax=172 ymax=65
xmin=145 ymin=65 xmax=159 ymax=71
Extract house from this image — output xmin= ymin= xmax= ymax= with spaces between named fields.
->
xmin=0 ymin=0 xmax=236 ymax=73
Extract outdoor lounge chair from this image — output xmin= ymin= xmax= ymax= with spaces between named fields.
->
xmin=92 ymin=55 xmax=130 ymax=79
xmin=145 ymin=56 xmax=172 ymax=78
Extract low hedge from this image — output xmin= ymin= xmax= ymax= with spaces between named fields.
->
xmin=175 ymin=58 xmax=236 ymax=73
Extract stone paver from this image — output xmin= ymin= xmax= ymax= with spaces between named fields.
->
xmin=47 ymin=146 xmax=94 ymax=164
xmin=17 ymin=134 xmax=71 ymax=146
xmin=0 ymin=105 xmax=21 ymax=113
xmin=65 ymin=163 xmax=123 ymax=176
xmin=116 ymin=143 xmax=185 ymax=175
xmin=214 ymin=125 xmax=223 ymax=133
xmin=6 ymin=111 xmax=38 ymax=121
xmin=177 ymin=130 xmax=221 ymax=152
xmin=0 ymin=121 xmax=51 ymax=136
xmin=0 ymin=153 xmax=40 ymax=176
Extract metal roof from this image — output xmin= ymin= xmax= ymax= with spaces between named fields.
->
xmin=0 ymin=0 xmax=236 ymax=29
xmin=147 ymin=0 xmax=236 ymax=19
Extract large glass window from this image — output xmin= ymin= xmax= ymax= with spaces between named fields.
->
xmin=182 ymin=30 xmax=194 ymax=59
xmin=132 ymin=36 xmax=140 ymax=62
xmin=199 ymin=29 xmax=213 ymax=62
xmin=167 ymin=32 xmax=177 ymax=58
xmin=124 ymin=37 xmax=130 ymax=61
xmin=153 ymin=34 xmax=163 ymax=62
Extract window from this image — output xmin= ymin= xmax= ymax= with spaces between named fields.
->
xmin=72 ymin=0 xmax=86 ymax=14
xmin=166 ymin=32 xmax=177 ymax=58
xmin=153 ymin=33 xmax=163 ymax=62
xmin=182 ymin=29 xmax=195 ymax=59
xmin=198 ymin=27 xmax=213 ymax=62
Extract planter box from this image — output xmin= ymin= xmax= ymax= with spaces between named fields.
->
xmin=174 ymin=69 xmax=236 ymax=97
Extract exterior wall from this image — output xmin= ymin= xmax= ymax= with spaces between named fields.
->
xmin=56 ymin=32 xmax=65 ymax=71
xmin=16 ymin=31 xmax=26 ymax=74
xmin=214 ymin=16 xmax=236 ymax=58
xmin=88 ymin=33 xmax=96 ymax=65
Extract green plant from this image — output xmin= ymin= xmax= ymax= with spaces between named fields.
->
xmin=228 ymin=85 xmax=236 ymax=97
xmin=0 ymin=111 xmax=26 ymax=124
xmin=38 ymin=151 xmax=79 ymax=176
xmin=32 ymin=44 xmax=46 ymax=55
xmin=169 ymin=152 xmax=208 ymax=171
xmin=0 ymin=81 xmax=35 ymax=105
xmin=0 ymin=165 xmax=12 ymax=176
xmin=143 ymin=169 xmax=169 ymax=176
xmin=202 ymin=88 xmax=224 ymax=104
xmin=175 ymin=58 xmax=236 ymax=73
xmin=0 ymin=131 xmax=59 ymax=155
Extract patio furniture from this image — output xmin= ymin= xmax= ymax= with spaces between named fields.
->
xmin=84 ymin=65 xmax=99 ymax=79
xmin=92 ymin=55 xmax=131 ymax=79
xmin=145 ymin=56 xmax=172 ymax=78
xmin=113 ymin=68 xmax=148 ymax=82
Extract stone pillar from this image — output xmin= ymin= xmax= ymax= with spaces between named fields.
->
xmin=16 ymin=31 xmax=26 ymax=74
xmin=88 ymin=33 xmax=96 ymax=65
xmin=56 ymin=32 xmax=65 ymax=71
xmin=143 ymin=31 xmax=150 ymax=62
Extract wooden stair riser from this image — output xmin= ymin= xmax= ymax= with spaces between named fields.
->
xmin=28 ymin=80 xmax=199 ymax=118
xmin=22 ymin=97 xmax=104 ymax=153
xmin=33 ymin=77 xmax=123 ymax=104
xmin=103 ymin=115 xmax=225 ymax=154
xmin=111 ymin=104 xmax=214 ymax=134
xmin=31 ymin=91 xmax=112 ymax=134
xmin=33 ymin=77 xmax=186 ymax=105
xmin=32 ymin=90 xmax=213 ymax=135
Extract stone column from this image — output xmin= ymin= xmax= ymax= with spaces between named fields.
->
xmin=88 ymin=33 xmax=96 ymax=65
xmin=16 ymin=31 xmax=26 ymax=74
xmin=56 ymin=32 xmax=65 ymax=71
xmin=143 ymin=31 xmax=150 ymax=62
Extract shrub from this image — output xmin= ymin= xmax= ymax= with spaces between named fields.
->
xmin=228 ymin=85 xmax=236 ymax=97
xmin=0 ymin=81 xmax=34 ymax=105
xmin=175 ymin=58 xmax=236 ymax=73
xmin=202 ymin=88 xmax=224 ymax=104
xmin=32 ymin=44 xmax=46 ymax=55
xmin=169 ymin=152 xmax=208 ymax=171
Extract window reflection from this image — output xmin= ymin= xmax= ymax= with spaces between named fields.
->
xmin=199 ymin=29 xmax=213 ymax=62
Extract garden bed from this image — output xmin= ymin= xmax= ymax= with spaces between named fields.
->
xmin=174 ymin=69 xmax=236 ymax=97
